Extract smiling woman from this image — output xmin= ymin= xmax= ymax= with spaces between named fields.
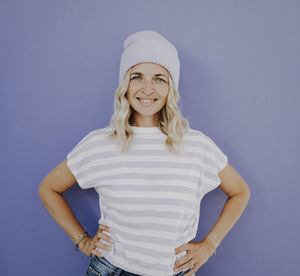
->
xmin=126 ymin=62 xmax=170 ymax=125
xmin=39 ymin=30 xmax=250 ymax=276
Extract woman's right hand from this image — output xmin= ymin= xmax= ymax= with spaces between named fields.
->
xmin=78 ymin=224 xmax=115 ymax=257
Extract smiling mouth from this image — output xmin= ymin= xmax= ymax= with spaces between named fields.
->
xmin=136 ymin=97 xmax=158 ymax=105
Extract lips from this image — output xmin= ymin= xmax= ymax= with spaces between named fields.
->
xmin=136 ymin=97 xmax=158 ymax=105
xmin=136 ymin=97 xmax=158 ymax=101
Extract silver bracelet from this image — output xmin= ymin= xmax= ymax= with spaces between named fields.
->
xmin=75 ymin=230 xmax=88 ymax=252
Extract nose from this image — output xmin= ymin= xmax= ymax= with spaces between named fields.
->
xmin=142 ymin=79 xmax=154 ymax=94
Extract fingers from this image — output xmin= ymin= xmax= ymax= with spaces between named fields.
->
xmin=185 ymin=266 xmax=197 ymax=276
xmin=98 ymin=232 xmax=115 ymax=244
xmin=79 ymin=225 xmax=113 ymax=258
xmin=95 ymin=233 xmax=114 ymax=251
xmin=92 ymin=224 xmax=110 ymax=243
xmin=95 ymin=240 xmax=112 ymax=251
xmin=98 ymin=224 xmax=110 ymax=232
xmin=91 ymin=224 xmax=114 ymax=254
xmin=173 ymin=256 xmax=192 ymax=272
xmin=91 ymin=249 xmax=104 ymax=258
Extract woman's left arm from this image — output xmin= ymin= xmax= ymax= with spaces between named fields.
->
xmin=203 ymin=162 xmax=251 ymax=251
xmin=173 ymin=163 xmax=250 ymax=275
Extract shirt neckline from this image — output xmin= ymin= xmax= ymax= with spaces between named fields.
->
xmin=130 ymin=125 xmax=162 ymax=133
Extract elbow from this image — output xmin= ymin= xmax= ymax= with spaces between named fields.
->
xmin=232 ymin=181 xmax=251 ymax=201
xmin=38 ymin=179 xmax=53 ymax=199
xmin=244 ymin=182 xmax=251 ymax=198
xmin=240 ymin=182 xmax=251 ymax=203
xmin=38 ymin=182 xmax=47 ymax=199
xmin=247 ymin=187 xmax=251 ymax=198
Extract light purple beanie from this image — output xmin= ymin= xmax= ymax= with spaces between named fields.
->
xmin=119 ymin=30 xmax=180 ymax=90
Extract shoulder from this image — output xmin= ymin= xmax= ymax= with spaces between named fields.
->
xmin=91 ymin=125 xmax=112 ymax=136
xmin=67 ymin=125 xmax=113 ymax=154
xmin=81 ymin=125 xmax=113 ymax=140
xmin=186 ymin=127 xmax=207 ymax=138
xmin=185 ymin=127 xmax=212 ymax=144
xmin=188 ymin=127 xmax=228 ymax=175
xmin=185 ymin=127 xmax=226 ymax=154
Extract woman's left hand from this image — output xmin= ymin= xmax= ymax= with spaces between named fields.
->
xmin=173 ymin=239 xmax=216 ymax=276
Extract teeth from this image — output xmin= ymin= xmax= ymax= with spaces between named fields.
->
xmin=138 ymin=98 xmax=156 ymax=102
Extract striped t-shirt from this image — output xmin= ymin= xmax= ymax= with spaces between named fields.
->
xmin=66 ymin=124 xmax=228 ymax=276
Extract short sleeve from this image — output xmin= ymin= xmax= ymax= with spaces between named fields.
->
xmin=66 ymin=130 xmax=97 ymax=189
xmin=205 ymin=136 xmax=228 ymax=173
xmin=201 ymin=135 xmax=229 ymax=194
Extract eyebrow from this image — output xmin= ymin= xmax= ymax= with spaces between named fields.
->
xmin=130 ymin=72 xmax=168 ymax=78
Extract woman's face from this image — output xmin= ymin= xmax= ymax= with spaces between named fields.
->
xmin=126 ymin=62 xmax=169 ymax=125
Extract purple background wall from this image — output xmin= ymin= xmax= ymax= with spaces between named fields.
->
xmin=1 ymin=0 xmax=299 ymax=275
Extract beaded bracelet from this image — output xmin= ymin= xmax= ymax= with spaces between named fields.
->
xmin=206 ymin=233 xmax=220 ymax=256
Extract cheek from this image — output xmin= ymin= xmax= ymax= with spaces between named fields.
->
xmin=126 ymin=87 xmax=136 ymax=99
xmin=159 ymin=88 xmax=169 ymax=100
xmin=129 ymin=82 xmax=141 ymax=91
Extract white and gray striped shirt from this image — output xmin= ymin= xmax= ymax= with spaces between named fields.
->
xmin=66 ymin=124 xmax=228 ymax=276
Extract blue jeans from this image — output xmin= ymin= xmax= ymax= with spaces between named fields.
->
xmin=86 ymin=255 xmax=192 ymax=276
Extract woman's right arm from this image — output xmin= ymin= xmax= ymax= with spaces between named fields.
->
xmin=38 ymin=159 xmax=115 ymax=257
xmin=38 ymin=159 xmax=93 ymax=250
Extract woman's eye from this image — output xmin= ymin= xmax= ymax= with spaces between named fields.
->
xmin=130 ymin=76 xmax=166 ymax=82
xmin=131 ymin=76 xmax=141 ymax=80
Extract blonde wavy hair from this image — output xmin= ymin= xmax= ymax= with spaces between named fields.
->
xmin=105 ymin=65 xmax=190 ymax=156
